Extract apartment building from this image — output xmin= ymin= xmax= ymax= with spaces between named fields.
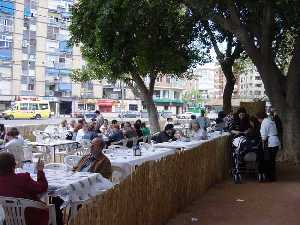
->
xmin=239 ymin=65 xmax=266 ymax=100
xmin=151 ymin=76 xmax=185 ymax=115
xmin=0 ymin=0 xmax=103 ymax=114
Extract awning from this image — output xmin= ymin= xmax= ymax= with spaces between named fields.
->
xmin=154 ymin=98 xmax=184 ymax=105
xmin=97 ymin=99 xmax=113 ymax=106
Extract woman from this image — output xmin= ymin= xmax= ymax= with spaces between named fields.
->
xmin=231 ymin=107 xmax=251 ymax=136
xmin=108 ymin=124 xmax=124 ymax=143
xmin=100 ymin=119 xmax=110 ymax=134
xmin=190 ymin=121 xmax=207 ymax=140
xmin=0 ymin=153 xmax=49 ymax=225
xmin=134 ymin=122 xmax=143 ymax=138
xmin=141 ymin=123 xmax=150 ymax=136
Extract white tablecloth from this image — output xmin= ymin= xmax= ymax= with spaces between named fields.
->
xmin=17 ymin=169 xmax=113 ymax=206
xmin=30 ymin=140 xmax=78 ymax=147
xmin=153 ymin=132 xmax=230 ymax=150
xmin=105 ymin=147 xmax=176 ymax=176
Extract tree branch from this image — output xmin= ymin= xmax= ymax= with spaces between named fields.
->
xmin=226 ymin=34 xmax=233 ymax=58
xmin=202 ymin=20 xmax=224 ymax=62
xmin=149 ymin=74 xmax=157 ymax=96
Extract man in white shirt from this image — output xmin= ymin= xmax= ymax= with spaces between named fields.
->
xmin=257 ymin=112 xmax=280 ymax=181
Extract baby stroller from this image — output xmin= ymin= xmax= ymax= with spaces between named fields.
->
xmin=232 ymin=135 xmax=265 ymax=183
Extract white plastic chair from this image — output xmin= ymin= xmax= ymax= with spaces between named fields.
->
xmin=111 ymin=166 xmax=127 ymax=184
xmin=64 ymin=155 xmax=81 ymax=169
xmin=0 ymin=196 xmax=57 ymax=225
xmin=44 ymin=163 xmax=67 ymax=170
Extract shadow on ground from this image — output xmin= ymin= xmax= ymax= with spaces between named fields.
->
xmin=167 ymin=163 xmax=300 ymax=225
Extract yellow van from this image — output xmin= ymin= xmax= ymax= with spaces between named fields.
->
xmin=3 ymin=100 xmax=51 ymax=120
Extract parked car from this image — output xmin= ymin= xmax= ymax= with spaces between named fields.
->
xmin=207 ymin=110 xmax=218 ymax=120
xmin=177 ymin=112 xmax=195 ymax=119
xmin=118 ymin=111 xmax=141 ymax=118
xmin=159 ymin=111 xmax=174 ymax=119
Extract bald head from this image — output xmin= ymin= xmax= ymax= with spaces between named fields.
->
xmin=90 ymin=137 xmax=105 ymax=157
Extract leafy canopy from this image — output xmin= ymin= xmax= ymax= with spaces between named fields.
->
xmin=69 ymin=0 xmax=208 ymax=83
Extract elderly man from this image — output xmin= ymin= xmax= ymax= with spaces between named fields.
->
xmin=74 ymin=137 xmax=112 ymax=179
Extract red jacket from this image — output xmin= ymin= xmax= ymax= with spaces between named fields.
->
xmin=0 ymin=171 xmax=49 ymax=225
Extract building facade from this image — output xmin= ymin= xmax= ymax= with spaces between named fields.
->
xmin=0 ymin=0 xmax=186 ymax=115
xmin=239 ymin=65 xmax=266 ymax=100
xmin=0 ymin=0 xmax=103 ymax=113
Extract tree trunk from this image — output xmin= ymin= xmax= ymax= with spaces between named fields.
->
xmin=280 ymin=108 xmax=300 ymax=162
xmin=221 ymin=64 xmax=236 ymax=114
xmin=143 ymin=96 xmax=161 ymax=133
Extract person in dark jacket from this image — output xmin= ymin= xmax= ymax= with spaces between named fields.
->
xmin=152 ymin=124 xmax=175 ymax=143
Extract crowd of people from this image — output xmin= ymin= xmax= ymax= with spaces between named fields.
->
xmin=223 ymin=107 xmax=282 ymax=182
xmin=0 ymin=107 xmax=283 ymax=224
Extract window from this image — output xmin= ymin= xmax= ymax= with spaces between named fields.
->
xmin=86 ymin=104 xmax=95 ymax=111
xmin=254 ymin=91 xmax=261 ymax=95
xmin=39 ymin=104 xmax=49 ymax=110
xmin=29 ymin=103 xmax=38 ymax=110
xmin=78 ymin=104 xmax=85 ymax=111
xmin=255 ymin=76 xmax=261 ymax=80
xmin=129 ymin=104 xmax=138 ymax=111
xmin=255 ymin=84 xmax=262 ymax=88
xmin=154 ymin=90 xmax=160 ymax=98
xmin=20 ymin=103 xmax=28 ymax=110
xmin=174 ymin=91 xmax=180 ymax=99
xmin=166 ymin=77 xmax=171 ymax=84
xmin=163 ymin=90 xmax=169 ymax=98
xmin=164 ymin=105 xmax=169 ymax=110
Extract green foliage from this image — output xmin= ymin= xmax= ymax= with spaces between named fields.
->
xmin=182 ymin=89 xmax=204 ymax=105
xmin=69 ymin=0 xmax=207 ymax=84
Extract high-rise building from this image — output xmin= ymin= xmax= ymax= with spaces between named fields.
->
xmin=0 ymin=0 xmax=103 ymax=114
xmin=239 ymin=64 xmax=266 ymax=100
xmin=0 ymin=0 xmax=186 ymax=115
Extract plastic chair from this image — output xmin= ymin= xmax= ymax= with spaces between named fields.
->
xmin=111 ymin=166 xmax=127 ymax=184
xmin=0 ymin=196 xmax=57 ymax=225
xmin=44 ymin=163 xmax=67 ymax=170
xmin=64 ymin=155 xmax=81 ymax=169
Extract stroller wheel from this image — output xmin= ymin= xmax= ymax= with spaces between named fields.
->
xmin=233 ymin=174 xmax=242 ymax=184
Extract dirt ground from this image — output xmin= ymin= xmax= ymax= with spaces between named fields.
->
xmin=166 ymin=163 xmax=300 ymax=225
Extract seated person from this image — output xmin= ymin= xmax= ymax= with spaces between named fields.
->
xmin=4 ymin=128 xmax=25 ymax=166
xmin=76 ymin=123 xmax=90 ymax=142
xmin=100 ymin=119 xmax=110 ymax=135
xmin=190 ymin=121 xmax=207 ymax=140
xmin=0 ymin=124 xmax=5 ymax=140
xmin=73 ymin=137 xmax=112 ymax=179
xmin=0 ymin=153 xmax=49 ymax=225
xmin=174 ymin=130 xmax=185 ymax=141
xmin=215 ymin=111 xmax=226 ymax=131
xmin=141 ymin=122 xmax=150 ymax=136
xmin=123 ymin=122 xmax=137 ymax=139
xmin=108 ymin=124 xmax=124 ymax=144
xmin=134 ymin=122 xmax=143 ymax=138
xmin=152 ymin=124 xmax=175 ymax=143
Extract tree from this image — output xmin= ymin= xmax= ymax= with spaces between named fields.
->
xmin=187 ymin=0 xmax=300 ymax=161
xmin=203 ymin=21 xmax=243 ymax=114
xmin=195 ymin=19 xmax=243 ymax=113
xmin=182 ymin=89 xmax=204 ymax=106
xmin=69 ymin=0 xmax=204 ymax=132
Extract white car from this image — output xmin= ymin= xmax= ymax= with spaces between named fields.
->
xmin=177 ymin=112 xmax=195 ymax=119
xmin=207 ymin=111 xmax=218 ymax=120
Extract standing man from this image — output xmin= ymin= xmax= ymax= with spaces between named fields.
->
xmin=257 ymin=112 xmax=280 ymax=182
xmin=196 ymin=110 xmax=211 ymax=132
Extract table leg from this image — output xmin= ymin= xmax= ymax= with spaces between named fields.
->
xmin=53 ymin=145 xmax=56 ymax=163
